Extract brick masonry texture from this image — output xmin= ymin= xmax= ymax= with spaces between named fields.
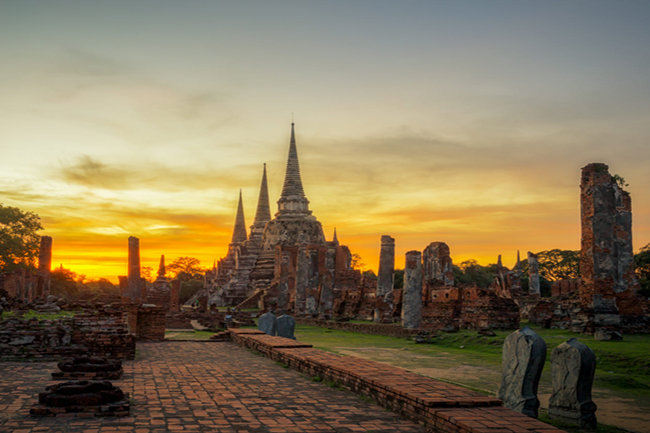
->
xmin=0 ymin=341 xmax=432 ymax=432
xmin=0 ymin=309 xmax=135 ymax=361
xmin=231 ymin=330 xmax=565 ymax=433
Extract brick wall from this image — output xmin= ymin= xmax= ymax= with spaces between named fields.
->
xmin=0 ymin=308 xmax=135 ymax=361
xmin=230 ymin=330 xmax=565 ymax=433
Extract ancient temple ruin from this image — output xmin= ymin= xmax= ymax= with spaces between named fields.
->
xmin=529 ymin=163 xmax=649 ymax=333
xmin=203 ymin=123 xmax=350 ymax=310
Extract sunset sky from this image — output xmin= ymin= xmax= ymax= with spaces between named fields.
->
xmin=1 ymin=1 xmax=649 ymax=281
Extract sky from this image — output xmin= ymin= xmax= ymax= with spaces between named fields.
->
xmin=1 ymin=1 xmax=649 ymax=281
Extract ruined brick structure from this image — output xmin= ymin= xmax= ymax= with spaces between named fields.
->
xmin=146 ymin=255 xmax=172 ymax=310
xmin=530 ymin=163 xmax=649 ymax=333
xmin=199 ymin=123 xmax=362 ymax=316
xmin=0 ymin=305 xmax=136 ymax=361
xmin=0 ymin=268 xmax=38 ymax=302
xmin=490 ymin=254 xmax=524 ymax=301
xmin=36 ymin=235 xmax=52 ymax=298
xmin=422 ymin=285 xmax=520 ymax=330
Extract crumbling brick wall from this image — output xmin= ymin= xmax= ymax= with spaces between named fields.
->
xmin=0 ymin=307 xmax=135 ymax=361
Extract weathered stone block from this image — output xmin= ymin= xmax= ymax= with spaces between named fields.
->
xmin=549 ymin=338 xmax=597 ymax=430
xmin=276 ymin=315 xmax=296 ymax=340
xmin=258 ymin=312 xmax=277 ymax=336
xmin=497 ymin=326 xmax=546 ymax=418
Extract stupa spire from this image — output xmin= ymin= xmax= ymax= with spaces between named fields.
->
xmin=277 ymin=122 xmax=311 ymax=217
xmin=253 ymin=163 xmax=271 ymax=224
xmin=333 ymin=227 xmax=339 ymax=244
xmin=157 ymin=255 xmax=165 ymax=277
xmin=231 ymin=189 xmax=248 ymax=244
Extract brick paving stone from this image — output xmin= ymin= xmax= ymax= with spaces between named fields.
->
xmin=0 ymin=342 xmax=429 ymax=433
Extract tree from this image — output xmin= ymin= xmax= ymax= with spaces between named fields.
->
xmin=635 ymin=243 xmax=650 ymax=297
xmin=453 ymin=260 xmax=496 ymax=288
xmin=535 ymin=249 xmax=580 ymax=281
xmin=0 ymin=204 xmax=43 ymax=272
xmin=350 ymin=253 xmax=366 ymax=272
xmin=51 ymin=265 xmax=83 ymax=300
xmin=167 ymin=256 xmax=207 ymax=281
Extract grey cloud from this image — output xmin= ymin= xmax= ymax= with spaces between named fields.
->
xmin=57 ymin=155 xmax=262 ymax=193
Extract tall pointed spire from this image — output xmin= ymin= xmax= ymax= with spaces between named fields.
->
xmin=157 ymin=255 xmax=166 ymax=277
xmin=333 ymin=227 xmax=339 ymax=245
xmin=277 ymin=122 xmax=311 ymax=218
xmin=253 ymin=163 xmax=271 ymax=224
xmin=231 ymin=189 xmax=248 ymax=244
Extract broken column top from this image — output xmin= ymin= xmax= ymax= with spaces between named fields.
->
xmin=381 ymin=235 xmax=395 ymax=246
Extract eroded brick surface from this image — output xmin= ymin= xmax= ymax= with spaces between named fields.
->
xmin=0 ymin=342 xmax=429 ymax=432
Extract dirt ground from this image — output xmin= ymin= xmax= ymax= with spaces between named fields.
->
xmin=336 ymin=347 xmax=649 ymax=433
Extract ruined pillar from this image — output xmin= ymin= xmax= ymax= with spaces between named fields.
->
xmin=528 ymin=252 xmax=540 ymax=296
xmin=422 ymin=242 xmax=454 ymax=286
xmin=37 ymin=235 xmax=53 ymax=298
xmin=402 ymin=250 xmax=422 ymax=329
xmin=374 ymin=235 xmax=395 ymax=323
xmin=127 ymin=236 xmax=141 ymax=303
xmin=318 ymin=248 xmax=336 ymax=320
xmin=579 ymin=163 xmax=638 ymax=306
xmin=377 ymin=235 xmax=395 ymax=297
xmin=294 ymin=245 xmax=308 ymax=315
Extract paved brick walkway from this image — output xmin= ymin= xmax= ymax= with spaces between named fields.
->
xmin=0 ymin=342 xmax=430 ymax=432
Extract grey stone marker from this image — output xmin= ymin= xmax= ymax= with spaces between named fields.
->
xmin=549 ymin=338 xmax=597 ymax=430
xmin=258 ymin=312 xmax=277 ymax=336
xmin=497 ymin=326 xmax=547 ymax=418
xmin=276 ymin=315 xmax=296 ymax=340
xmin=401 ymin=250 xmax=422 ymax=329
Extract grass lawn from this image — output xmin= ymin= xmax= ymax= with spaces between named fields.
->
xmin=294 ymin=322 xmax=650 ymax=433
xmin=164 ymin=330 xmax=219 ymax=340
xmin=1 ymin=310 xmax=76 ymax=320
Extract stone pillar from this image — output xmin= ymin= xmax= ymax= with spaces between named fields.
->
xmin=401 ymin=250 xmax=422 ymax=329
xmin=127 ymin=237 xmax=141 ymax=303
xmin=497 ymin=326 xmax=547 ymax=418
xmin=528 ymin=252 xmax=540 ymax=296
xmin=374 ymin=236 xmax=395 ymax=323
xmin=579 ymin=163 xmax=638 ymax=306
xmin=37 ymin=236 xmax=53 ymax=298
xmin=549 ymin=338 xmax=597 ymax=430
xmin=377 ymin=235 xmax=395 ymax=297
xmin=318 ymin=248 xmax=335 ymax=320
xmin=294 ymin=245 xmax=309 ymax=315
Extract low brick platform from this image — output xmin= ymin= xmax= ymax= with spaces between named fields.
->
xmin=231 ymin=331 xmax=565 ymax=433
xmin=51 ymin=370 xmax=123 ymax=380
xmin=30 ymin=394 xmax=130 ymax=418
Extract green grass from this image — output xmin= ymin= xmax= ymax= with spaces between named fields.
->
xmin=164 ymin=330 xmax=219 ymax=340
xmin=295 ymin=321 xmax=650 ymax=432
xmin=538 ymin=411 xmax=629 ymax=433
xmin=1 ymin=310 xmax=76 ymax=320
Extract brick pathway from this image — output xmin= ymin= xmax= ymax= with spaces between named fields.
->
xmin=0 ymin=342 xmax=430 ymax=432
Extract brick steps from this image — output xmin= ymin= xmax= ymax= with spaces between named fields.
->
xmin=230 ymin=331 xmax=565 ymax=433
